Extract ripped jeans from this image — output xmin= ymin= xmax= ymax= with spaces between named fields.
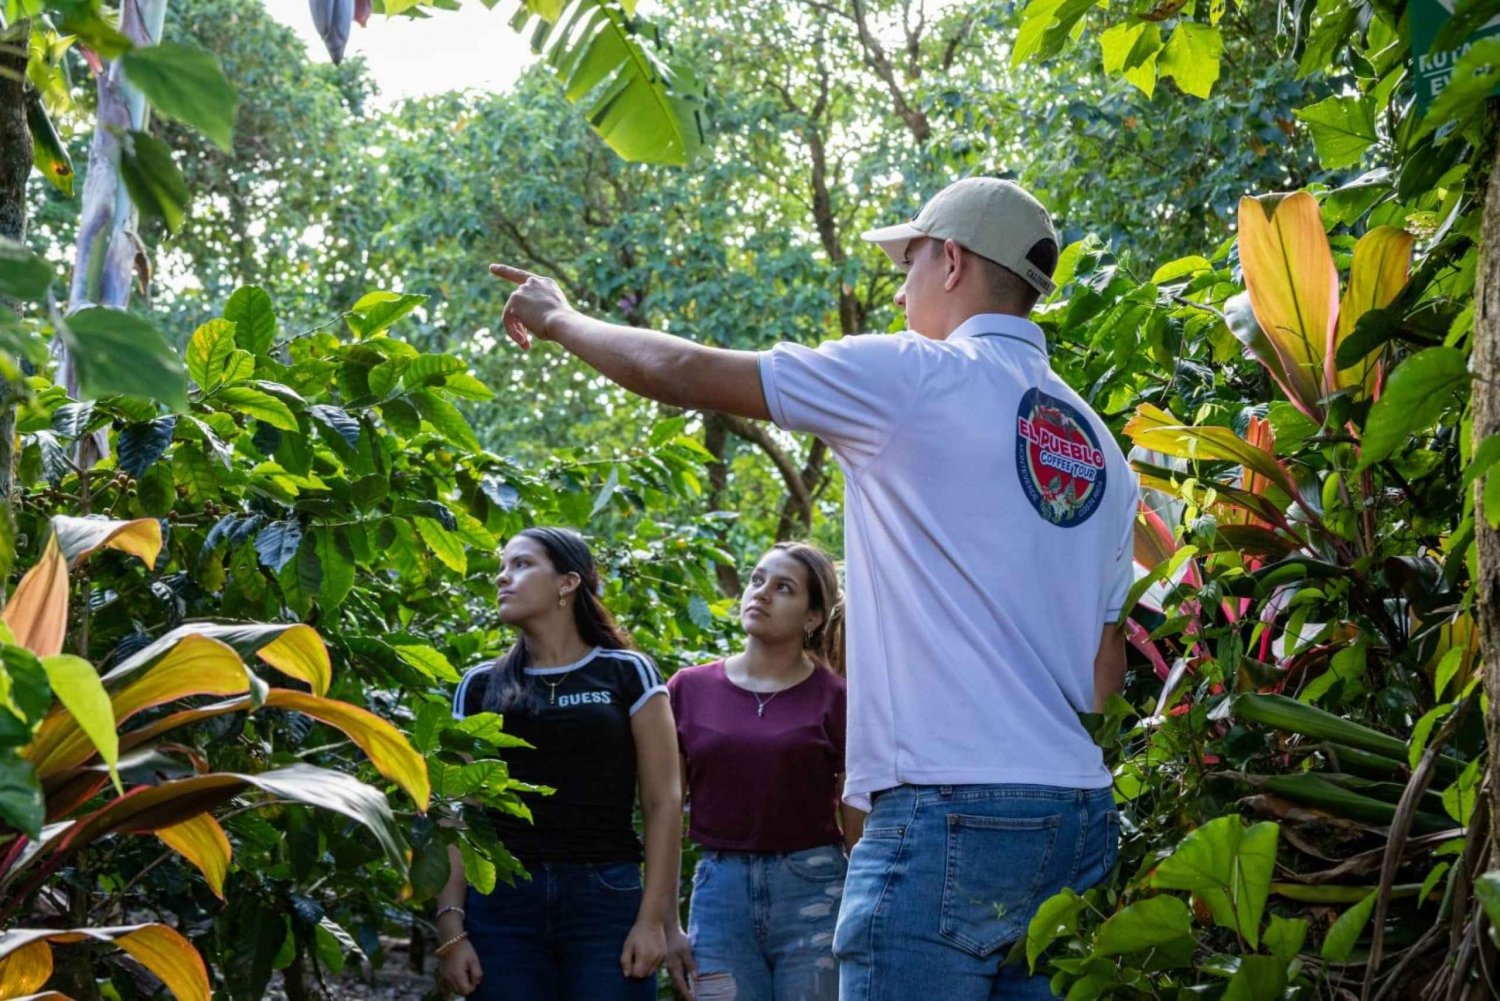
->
xmin=686 ymin=843 xmax=846 ymax=1001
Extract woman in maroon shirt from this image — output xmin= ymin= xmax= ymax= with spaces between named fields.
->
xmin=664 ymin=542 xmax=864 ymax=1001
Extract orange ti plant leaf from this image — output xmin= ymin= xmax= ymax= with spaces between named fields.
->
xmin=1 ymin=536 xmax=67 ymax=658
xmin=1237 ymin=192 xmax=1338 ymax=420
xmin=0 ymin=925 xmax=208 ymax=1001
xmin=1330 ymin=226 xmax=1414 ymax=398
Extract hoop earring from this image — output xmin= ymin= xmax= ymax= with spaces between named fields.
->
xmin=558 ymin=596 xmax=567 ymax=607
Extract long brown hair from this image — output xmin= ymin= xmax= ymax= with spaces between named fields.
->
xmin=482 ymin=528 xmax=633 ymax=714
xmin=770 ymin=541 xmax=845 ymax=676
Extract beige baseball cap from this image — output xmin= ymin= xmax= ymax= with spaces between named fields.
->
xmin=861 ymin=177 xmax=1058 ymax=296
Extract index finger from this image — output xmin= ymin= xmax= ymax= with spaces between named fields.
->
xmin=488 ymin=263 xmax=535 ymax=285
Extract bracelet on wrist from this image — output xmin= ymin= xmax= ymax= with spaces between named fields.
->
xmin=435 ymin=931 xmax=469 ymax=957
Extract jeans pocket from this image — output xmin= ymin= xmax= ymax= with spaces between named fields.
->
xmin=784 ymin=845 xmax=848 ymax=883
xmin=691 ymin=856 xmax=713 ymax=890
xmin=940 ymin=813 xmax=1061 ymax=958
xmin=594 ymin=861 xmax=643 ymax=892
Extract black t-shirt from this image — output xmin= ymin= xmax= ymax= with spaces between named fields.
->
xmin=452 ymin=647 xmax=666 ymax=864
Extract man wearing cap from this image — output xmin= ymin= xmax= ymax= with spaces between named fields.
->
xmin=490 ymin=177 xmax=1135 ymax=999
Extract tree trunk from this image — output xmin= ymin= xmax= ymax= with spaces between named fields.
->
xmin=702 ymin=413 xmax=742 ymax=596
xmin=0 ymin=17 xmax=32 ymax=597
xmin=59 ymin=0 xmax=168 ymax=392
xmin=1473 ymin=105 xmax=1500 ymax=874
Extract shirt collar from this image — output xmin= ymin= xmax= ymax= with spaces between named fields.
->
xmin=947 ymin=313 xmax=1047 ymax=355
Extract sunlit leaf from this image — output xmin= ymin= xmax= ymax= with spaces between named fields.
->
xmin=156 ymin=813 xmax=232 ymax=898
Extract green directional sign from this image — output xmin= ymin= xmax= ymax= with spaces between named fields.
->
xmin=1411 ymin=0 xmax=1500 ymax=113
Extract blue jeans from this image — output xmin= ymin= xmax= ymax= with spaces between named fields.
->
xmin=687 ymin=843 xmax=846 ymax=1001
xmin=834 ymin=785 xmax=1118 ymax=1001
xmin=464 ymin=861 xmax=656 ymax=1001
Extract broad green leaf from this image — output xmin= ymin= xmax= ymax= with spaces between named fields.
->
xmin=314 ymin=528 xmax=355 ymax=611
xmin=155 ymin=813 xmax=231 ymax=898
xmin=0 ymin=749 xmax=44 ymax=837
xmin=1093 ymin=895 xmax=1192 ymax=955
xmin=1320 ymin=892 xmax=1376 ymax=962
xmin=187 ymin=319 xmax=237 ymax=391
xmin=1357 ymin=347 xmax=1470 ymax=470
xmin=216 ymin=386 xmax=299 ymax=431
xmin=410 ymin=389 xmax=482 ymax=452
xmin=1150 ymin=816 xmax=1278 ymax=947
xmin=1224 ymin=953 xmax=1287 ymax=1001
xmin=1294 ymin=95 xmax=1378 ymax=170
xmin=519 ymin=0 xmax=705 ymax=165
xmin=1158 ymin=22 xmax=1222 ymax=98
xmin=1475 ymin=872 xmax=1500 ymax=946
xmin=224 ymin=287 xmax=277 ymax=355
xmin=117 ymin=416 xmax=177 ymax=479
xmin=40 ymin=654 xmax=119 ymax=791
xmin=393 ymin=644 xmax=462 ymax=683
xmin=254 ymin=520 xmax=303 ymax=572
xmin=346 ymin=291 xmax=427 ymax=338
xmin=1151 ymin=256 xmax=1213 ymax=285
xmin=1263 ymin=913 xmax=1308 ymax=967
xmin=414 ymin=516 xmax=467 ymax=574
xmin=0 ymin=237 xmax=53 ymax=301
xmin=121 ymin=43 xmax=238 ymax=151
xmin=1123 ymin=404 xmax=1295 ymax=505
xmin=1026 ymin=887 xmax=1086 ymax=970
xmin=1237 ymin=192 xmax=1338 ymax=419
xmin=57 ymin=307 xmax=190 ymax=411
xmin=119 ymin=130 xmax=190 ymax=233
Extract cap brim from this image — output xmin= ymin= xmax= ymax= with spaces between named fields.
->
xmin=860 ymin=222 xmax=926 ymax=263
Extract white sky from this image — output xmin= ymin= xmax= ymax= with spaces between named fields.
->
xmin=261 ymin=0 xmax=540 ymax=104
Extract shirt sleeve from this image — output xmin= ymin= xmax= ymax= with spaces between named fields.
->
xmin=452 ymin=666 xmax=485 ymax=720
xmin=1104 ymin=482 xmax=1141 ymax=621
xmin=666 ymin=671 xmax=686 ymax=752
xmin=758 ymin=333 xmax=927 ymax=468
xmin=619 ymin=651 xmax=668 ymax=716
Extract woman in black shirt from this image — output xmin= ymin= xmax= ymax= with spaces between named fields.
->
xmin=435 ymin=528 xmax=682 ymax=1000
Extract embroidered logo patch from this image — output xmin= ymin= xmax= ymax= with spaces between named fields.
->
xmin=1015 ymin=388 xmax=1107 ymax=527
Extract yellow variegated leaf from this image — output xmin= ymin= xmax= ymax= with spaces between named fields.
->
xmin=264 ymin=690 xmax=431 ymax=810
xmin=255 ymin=624 xmax=331 ymax=697
xmin=0 ymin=939 xmax=53 ymax=995
xmin=113 ymin=925 xmax=210 ymax=1001
xmin=1238 ymin=192 xmax=1338 ymax=418
xmin=29 ymin=635 xmax=248 ymax=778
xmin=156 ymin=813 xmax=232 ymax=898
xmin=2 ymin=536 xmax=68 ymax=657
xmin=1331 ymin=226 xmax=1414 ymax=397
xmin=0 ymin=925 xmax=207 ymax=1001
xmin=50 ymin=516 xmax=163 ymax=569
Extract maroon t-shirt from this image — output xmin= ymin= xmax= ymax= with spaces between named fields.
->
xmin=668 ymin=659 xmax=846 ymax=853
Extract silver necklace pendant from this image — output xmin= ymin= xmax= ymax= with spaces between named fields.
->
xmin=757 ymin=702 xmax=766 ymax=717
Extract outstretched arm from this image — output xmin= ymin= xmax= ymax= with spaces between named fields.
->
xmin=491 ymin=264 xmax=770 ymax=421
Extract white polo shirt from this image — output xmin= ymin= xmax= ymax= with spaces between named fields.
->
xmin=759 ymin=313 xmax=1137 ymax=810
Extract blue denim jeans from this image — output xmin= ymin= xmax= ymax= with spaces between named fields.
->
xmin=687 ymin=842 xmax=847 ymax=1001
xmin=834 ymin=785 xmax=1118 ymax=1001
xmin=464 ymin=861 xmax=656 ymax=1001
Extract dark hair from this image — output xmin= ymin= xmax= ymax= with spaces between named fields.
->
xmin=985 ymin=237 xmax=1059 ymax=313
xmin=768 ymin=541 xmax=846 ymax=676
xmin=481 ymin=527 xmax=633 ymax=714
